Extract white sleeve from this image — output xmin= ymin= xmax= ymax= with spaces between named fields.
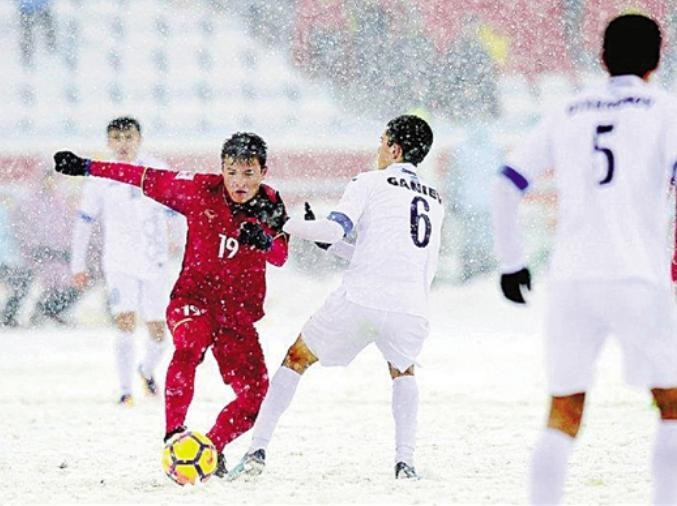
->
xmin=327 ymin=240 xmax=354 ymax=260
xmin=329 ymin=173 xmax=373 ymax=234
xmin=70 ymin=216 xmax=93 ymax=274
xmin=70 ymin=182 xmax=101 ymax=274
xmin=491 ymin=176 xmax=526 ymax=273
xmin=283 ymin=217 xmax=345 ymax=244
xmin=502 ymin=115 xmax=554 ymax=190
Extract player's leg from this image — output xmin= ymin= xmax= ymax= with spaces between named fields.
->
xmin=230 ymin=289 xmax=373 ymax=480
xmin=106 ymin=272 xmax=140 ymax=405
xmin=389 ymin=363 xmax=420 ymax=479
xmin=651 ymin=388 xmax=677 ymax=504
xmin=164 ymin=299 xmax=213 ymax=440
xmin=376 ymin=312 xmax=428 ymax=479
xmin=249 ymin=335 xmax=316 ymax=451
xmin=207 ymin=325 xmax=270 ymax=450
xmin=530 ymin=281 xmax=606 ymax=505
xmin=610 ymin=280 xmax=677 ymax=505
xmin=225 ymin=334 xmax=317 ymax=480
xmin=138 ymin=277 xmax=170 ymax=395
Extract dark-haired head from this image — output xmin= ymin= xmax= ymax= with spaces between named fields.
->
xmin=603 ymin=14 xmax=661 ymax=77
xmin=221 ymin=132 xmax=267 ymax=168
xmin=384 ymin=115 xmax=433 ymax=167
xmin=107 ymin=116 xmax=142 ymax=134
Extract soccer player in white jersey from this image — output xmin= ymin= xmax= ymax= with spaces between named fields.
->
xmin=71 ymin=117 xmax=178 ymax=406
xmin=227 ymin=115 xmax=442 ymax=480
xmin=492 ymin=15 xmax=677 ymax=505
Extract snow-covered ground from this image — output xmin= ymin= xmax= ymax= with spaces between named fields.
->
xmin=2 ymin=267 xmax=658 ymax=505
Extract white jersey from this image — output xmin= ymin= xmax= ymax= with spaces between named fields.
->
xmin=505 ymin=75 xmax=677 ymax=287
xmin=71 ymin=155 xmax=173 ymax=279
xmin=330 ymin=162 xmax=444 ymax=318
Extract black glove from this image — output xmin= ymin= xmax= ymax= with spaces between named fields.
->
xmin=54 ymin=151 xmax=90 ymax=176
xmin=232 ymin=190 xmax=287 ymax=232
xmin=500 ymin=268 xmax=531 ymax=304
xmin=238 ymin=222 xmax=273 ymax=252
xmin=304 ymin=202 xmax=330 ymax=251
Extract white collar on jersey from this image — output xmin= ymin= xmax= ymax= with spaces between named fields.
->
xmin=384 ymin=162 xmax=418 ymax=176
xmin=608 ymin=75 xmax=645 ymax=88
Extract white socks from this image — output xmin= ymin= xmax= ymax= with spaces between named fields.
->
xmin=250 ymin=366 xmax=300 ymax=452
xmin=529 ymin=428 xmax=574 ymax=505
xmin=653 ymin=420 xmax=677 ymax=505
xmin=114 ymin=329 xmax=135 ymax=396
xmin=392 ymin=376 xmax=418 ymax=465
xmin=140 ymin=337 xmax=166 ymax=379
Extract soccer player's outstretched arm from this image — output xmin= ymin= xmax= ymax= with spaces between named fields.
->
xmin=492 ymin=117 xmax=553 ymax=304
xmin=283 ymin=173 xmax=371 ymax=247
xmin=54 ymin=151 xmax=197 ymax=215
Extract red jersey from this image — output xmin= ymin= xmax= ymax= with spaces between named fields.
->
xmin=89 ymin=161 xmax=288 ymax=324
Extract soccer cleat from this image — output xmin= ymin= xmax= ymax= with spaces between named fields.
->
xmin=225 ymin=449 xmax=266 ymax=481
xmin=395 ymin=461 xmax=419 ymax=480
xmin=118 ymin=394 xmax=134 ymax=407
xmin=214 ymin=452 xmax=227 ymax=478
xmin=163 ymin=425 xmax=187 ymax=444
xmin=138 ymin=365 xmax=158 ymax=396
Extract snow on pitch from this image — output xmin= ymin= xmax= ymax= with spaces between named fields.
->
xmin=2 ymin=267 xmax=656 ymax=504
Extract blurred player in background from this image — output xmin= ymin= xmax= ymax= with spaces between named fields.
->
xmin=492 ymin=15 xmax=677 ymax=505
xmin=54 ymin=131 xmax=288 ymax=478
xmin=70 ymin=117 xmax=177 ymax=405
xmin=13 ymin=170 xmax=80 ymax=326
xmin=228 ymin=115 xmax=443 ymax=480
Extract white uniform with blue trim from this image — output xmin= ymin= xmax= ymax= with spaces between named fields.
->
xmin=298 ymin=162 xmax=444 ymax=371
xmin=494 ymin=75 xmax=677 ymax=394
xmin=71 ymin=155 xmax=176 ymax=319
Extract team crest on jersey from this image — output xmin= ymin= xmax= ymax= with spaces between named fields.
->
xmin=203 ymin=209 xmax=217 ymax=220
xmin=175 ymin=171 xmax=196 ymax=180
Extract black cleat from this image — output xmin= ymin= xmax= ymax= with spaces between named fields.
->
xmin=214 ymin=452 xmax=227 ymax=478
xmin=118 ymin=394 xmax=134 ymax=407
xmin=163 ymin=425 xmax=186 ymax=444
xmin=138 ymin=365 xmax=159 ymax=396
xmin=226 ymin=449 xmax=266 ymax=481
xmin=395 ymin=461 xmax=419 ymax=480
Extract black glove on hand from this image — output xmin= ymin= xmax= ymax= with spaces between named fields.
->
xmin=54 ymin=151 xmax=90 ymax=176
xmin=304 ymin=202 xmax=330 ymax=251
xmin=239 ymin=222 xmax=273 ymax=252
xmin=233 ymin=191 xmax=287 ymax=232
xmin=500 ymin=267 xmax=531 ymax=304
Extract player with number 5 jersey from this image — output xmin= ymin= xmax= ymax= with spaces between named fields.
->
xmin=492 ymin=15 xmax=677 ymax=505
xmin=228 ymin=115 xmax=443 ymax=481
xmin=53 ymin=132 xmax=288 ymax=478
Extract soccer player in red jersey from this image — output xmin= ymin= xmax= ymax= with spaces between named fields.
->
xmin=53 ymin=132 xmax=288 ymax=476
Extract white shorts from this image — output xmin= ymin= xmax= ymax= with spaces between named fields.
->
xmin=301 ymin=287 xmax=429 ymax=372
xmin=104 ymin=271 xmax=168 ymax=322
xmin=545 ymin=279 xmax=677 ymax=395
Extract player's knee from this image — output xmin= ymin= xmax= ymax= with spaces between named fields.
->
xmin=547 ymin=393 xmax=586 ymax=438
xmin=114 ymin=312 xmax=136 ymax=332
xmin=282 ymin=336 xmax=317 ymax=374
xmin=147 ymin=321 xmax=166 ymax=341
xmin=389 ymin=363 xmax=414 ymax=379
xmin=652 ymin=388 xmax=677 ymax=420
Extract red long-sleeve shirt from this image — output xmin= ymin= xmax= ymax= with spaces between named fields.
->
xmin=89 ymin=161 xmax=288 ymax=325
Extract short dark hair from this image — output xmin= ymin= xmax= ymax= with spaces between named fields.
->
xmin=221 ymin=132 xmax=267 ymax=167
xmin=107 ymin=116 xmax=142 ymax=134
xmin=385 ymin=115 xmax=433 ymax=166
xmin=603 ymin=14 xmax=661 ymax=77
